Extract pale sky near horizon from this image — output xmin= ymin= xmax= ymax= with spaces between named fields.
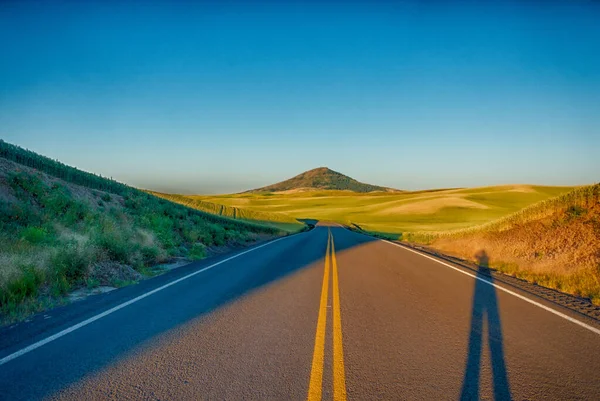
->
xmin=1 ymin=1 xmax=599 ymax=194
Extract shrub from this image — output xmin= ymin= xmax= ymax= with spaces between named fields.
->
xmin=7 ymin=172 xmax=46 ymax=201
xmin=3 ymin=203 xmax=42 ymax=228
xmin=175 ymin=245 xmax=187 ymax=257
xmin=50 ymin=274 xmax=70 ymax=297
xmin=101 ymin=193 xmax=111 ymax=202
xmin=93 ymin=230 xmax=130 ymax=264
xmin=86 ymin=277 xmax=100 ymax=289
xmin=50 ymin=244 xmax=92 ymax=283
xmin=20 ymin=226 xmax=50 ymax=244
xmin=182 ymin=227 xmax=201 ymax=243
xmin=209 ymin=224 xmax=226 ymax=246
xmin=226 ymin=229 xmax=249 ymax=244
xmin=189 ymin=243 xmax=206 ymax=260
xmin=145 ymin=214 xmax=176 ymax=249
xmin=196 ymin=229 xmax=212 ymax=245
xmin=42 ymin=185 xmax=72 ymax=216
xmin=566 ymin=205 xmax=587 ymax=218
xmin=62 ymin=201 xmax=91 ymax=225
xmin=141 ymin=245 xmax=160 ymax=264
xmin=124 ymin=193 xmax=145 ymax=211
xmin=0 ymin=265 xmax=44 ymax=308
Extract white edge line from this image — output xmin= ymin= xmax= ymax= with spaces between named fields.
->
xmin=0 ymin=232 xmax=306 ymax=366
xmin=379 ymin=239 xmax=600 ymax=336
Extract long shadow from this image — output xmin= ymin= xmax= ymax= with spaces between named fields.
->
xmin=460 ymin=250 xmax=511 ymax=400
xmin=0 ymin=224 xmax=376 ymax=400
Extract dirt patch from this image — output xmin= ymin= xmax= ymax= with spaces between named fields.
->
xmin=89 ymin=262 xmax=142 ymax=286
xmin=150 ymin=259 xmax=192 ymax=272
xmin=69 ymin=286 xmax=116 ymax=303
xmin=274 ymin=188 xmax=328 ymax=194
xmin=508 ymin=185 xmax=537 ymax=193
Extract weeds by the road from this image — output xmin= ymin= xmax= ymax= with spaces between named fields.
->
xmin=0 ymin=141 xmax=284 ymax=323
xmin=399 ymin=184 xmax=600 ymax=304
xmin=150 ymin=192 xmax=304 ymax=233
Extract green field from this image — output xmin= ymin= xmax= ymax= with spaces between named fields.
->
xmin=149 ymin=192 xmax=305 ymax=233
xmin=190 ymin=185 xmax=576 ymax=234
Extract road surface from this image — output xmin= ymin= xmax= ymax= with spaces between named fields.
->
xmin=1 ymin=224 xmax=599 ymax=400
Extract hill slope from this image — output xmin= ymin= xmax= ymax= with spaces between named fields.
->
xmin=406 ymin=184 xmax=600 ymax=304
xmin=0 ymin=140 xmax=281 ymax=322
xmin=246 ymin=167 xmax=398 ymax=193
xmin=149 ymin=191 xmax=304 ymax=233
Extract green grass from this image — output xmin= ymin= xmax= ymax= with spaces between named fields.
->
xmin=398 ymin=183 xmax=600 ymax=243
xmin=191 ymin=184 xmax=576 ymax=234
xmin=150 ymin=191 xmax=305 ymax=233
xmin=0 ymin=140 xmax=286 ymax=322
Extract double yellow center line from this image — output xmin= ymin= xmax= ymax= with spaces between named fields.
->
xmin=307 ymin=229 xmax=347 ymax=401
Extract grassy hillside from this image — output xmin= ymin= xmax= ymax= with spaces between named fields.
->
xmin=196 ymin=185 xmax=575 ymax=233
xmin=0 ymin=140 xmax=282 ymax=322
xmin=149 ymin=191 xmax=304 ymax=233
xmin=414 ymin=184 xmax=600 ymax=304
xmin=247 ymin=167 xmax=398 ymax=193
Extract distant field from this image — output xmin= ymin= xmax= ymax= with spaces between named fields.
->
xmin=149 ymin=192 xmax=305 ymax=233
xmin=189 ymin=185 xmax=576 ymax=234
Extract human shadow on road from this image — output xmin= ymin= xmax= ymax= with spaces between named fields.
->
xmin=460 ymin=250 xmax=511 ymax=400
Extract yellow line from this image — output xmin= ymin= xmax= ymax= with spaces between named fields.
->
xmin=307 ymin=229 xmax=331 ymax=401
xmin=331 ymin=232 xmax=347 ymax=401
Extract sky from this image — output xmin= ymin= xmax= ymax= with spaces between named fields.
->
xmin=1 ymin=1 xmax=599 ymax=194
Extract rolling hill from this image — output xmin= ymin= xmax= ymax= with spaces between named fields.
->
xmin=198 ymin=184 xmax=575 ymax=233
xmin=148 ymin=191 xmax=304 ymax=233
xmin=246 ymin=167 xmax=399 ymax=193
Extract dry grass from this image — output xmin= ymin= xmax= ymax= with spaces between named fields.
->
xmin=421 ymin=185 xmax=600 ymax=304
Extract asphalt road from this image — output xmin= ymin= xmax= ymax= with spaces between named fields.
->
xmin=1 ymin=224 xmax=599 ymax=400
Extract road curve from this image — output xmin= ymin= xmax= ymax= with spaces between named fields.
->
xmin=0 ymin=224 xmax=599 ymax=400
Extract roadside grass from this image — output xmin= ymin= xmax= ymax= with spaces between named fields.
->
xmin=0 ymin=140 xmax=286 ymax=324
xmin=398 ymin=184 xmax=600 ymax=304
xmin=110 ymin=278 xmax=138 ymax=288
xmin=150 ymin=191 xmax=305 ymax=233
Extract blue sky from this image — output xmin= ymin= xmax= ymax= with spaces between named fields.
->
xmin=1 ymin=1 xmax=599 ymax=194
